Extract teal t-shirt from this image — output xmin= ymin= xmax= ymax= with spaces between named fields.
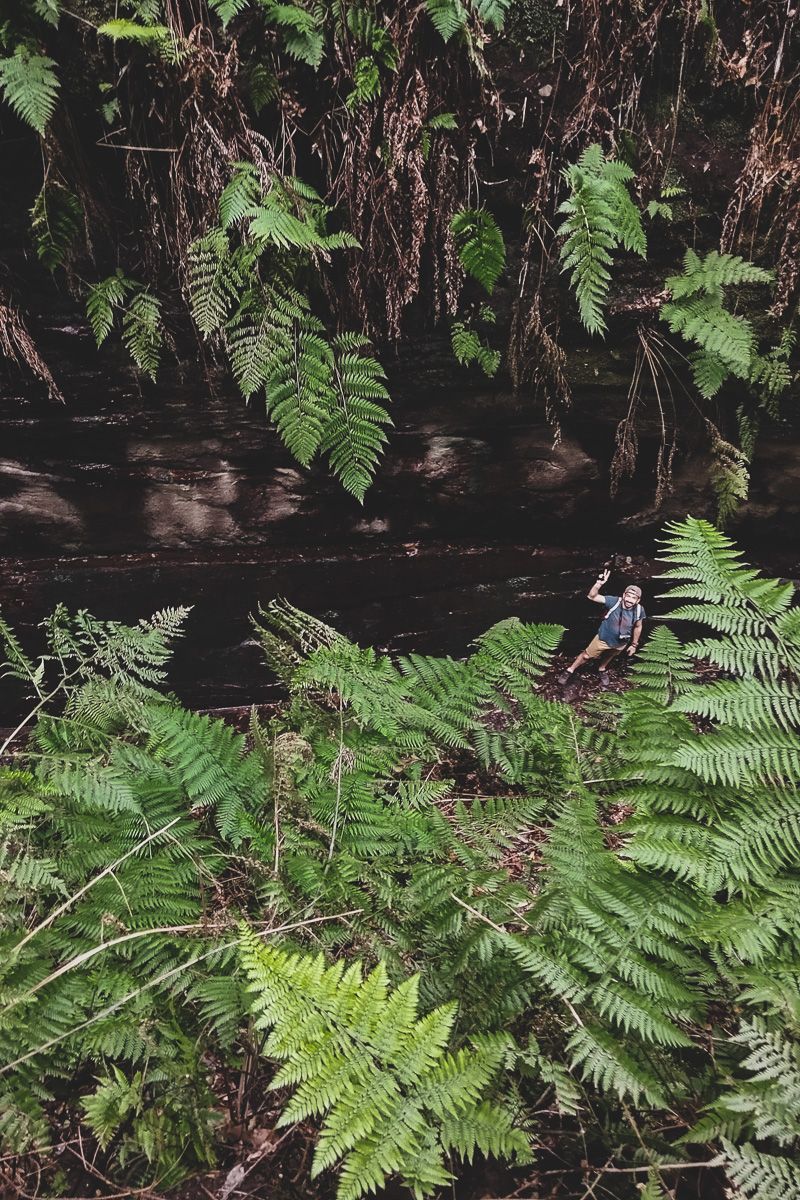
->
xmin=598 ymin=596 xmax=645 ymax=647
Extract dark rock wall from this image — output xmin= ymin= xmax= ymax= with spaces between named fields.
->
xmin=2 ymin=316 xmax=798 ymax=558
xmin=2 ymin=266 xmax=799 ymax=721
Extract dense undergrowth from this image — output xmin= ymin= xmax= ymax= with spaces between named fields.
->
xmin=1 ymin=516 xmax=799 ymax=1199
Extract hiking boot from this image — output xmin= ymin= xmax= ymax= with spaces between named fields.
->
xmin=598 ymin=672 xmax=612 ymax=689
xmin=558 ymin=671 xmax=573 ymax=686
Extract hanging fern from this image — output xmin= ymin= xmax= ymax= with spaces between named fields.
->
xmin=96 ymin=18 xmax=171 ymax=46
xmin=186 ymin=228 xmax=251 ymax=336
xmin=185 ymin=162 xmax=383 ymax=496
xmin=122 ymin=290 xmax=164 ymax=380
xmin=426 ymin=0 xmax=511 ymax=41
xmin=661 ymin=249 xmax=775 ymax=398
xmin=0 ymin=46 xmax=59 ymax=135
xmin=208 ymin=0 xmax=251 ymax=26
xmin=557 ymin=144 xmax=646 ymax=335
xmin=451 ymin=313 xmax=501 ymax=377
xmin=451 ymin=208 xmax=506 ymax=294
xmin=86 ymin=273 xmax=163 ymax=379
xmin=30 ymin=182 xmax=81 ymax=271
xmin=86 ymin=272 xmax=136 ymax=345
xmin=320 ymin=333 xmax=392 ymax=502
xmin=706 ymin=422 xmax=750 ymax=526
xmin=261 ymin=287 xmax=335 ymax=466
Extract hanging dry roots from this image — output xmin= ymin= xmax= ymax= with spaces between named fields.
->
xmin=0 ymin=297 xmax=63 ymax=402
xmin=720 ymin=3 xmax=800 ymax=315
xmin=321 ymin=3 xmax=492 ymax=339
xmin=123 ymin=23 xmax=274 ymax=282
xmin=508 ymin=291 xmax=570 ymax=445
xmin=610 ymin=326 xmax=676 ymax=506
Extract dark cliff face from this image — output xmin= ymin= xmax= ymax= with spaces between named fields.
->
xmin=2 ymin=311 xmax=799 ymax=560
xmin=2 ymin=309 xmax=799 ymax=722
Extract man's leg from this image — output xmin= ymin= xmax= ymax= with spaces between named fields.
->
xmin=560 ymin=637 xmax=609 ymax=684
xmin=597 ymin=645 xmax=624 ymax=683
xmin=565 ymin=649 xmax=590 ymax=675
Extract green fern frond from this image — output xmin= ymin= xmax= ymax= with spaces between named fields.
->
xmin=0 ymin=47 xmax=59 ymax=135
xmin=30 ymin=183 xmax=81 ymax=271
xmin=121 ymin=289 xmax=163 ymax=380
xmin=558 ymin=144 xmax=646 ymax=335
xmin=665 ymin=249 xmax=773 ymax=300
xmin=320 ymin=335 xmax=392 ymax=501
xmin=219 ymin=160 xmax=262 ymax=228
xmin=224 ymin=285 xmax=276 ymax=398
xmin=187 ymin=228 xmax=250 ymax=336
xmin=263 ymin=288 xmax=334 ymax=466
xmin=471 ymin=0 xmax=512 ymax=28
xmin=628 ymin=626 xmax=694 ymax=704
xmin=706 ymin=425 xmax=749 ymax=525
xmin=722 ymin=1139 xmax=800 ymax=1200
xmin=240 ymin=932 xmax=524 ymax=1199
xmin=426 ymin=0 xmax=469 ymax=41
xmin=96 ymin=18 xmax=170 ymax=44
xmin=264 ymin=2 xmax=326 ymax=68
xmin=567 ymin=1023 xmax=668 ymax=1107
xmin=451 ymin=208 xmax=506 ymax=294
xmin=451 ymin=321 xmax=501 ymax=376
xmin=660 ymin=250 xmax=777 ymax=403
xmin=209 ymin=0 xmax=250 ymax=26
xmin=86 ymin=272 xmax=134 ymax=345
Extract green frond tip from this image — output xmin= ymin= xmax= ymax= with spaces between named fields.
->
xmin=85 ymin=273 xmax=164 ymax=379
xmin=426 ymin=0 xmax=469 ymax=41
xmin=86 ymin=272 xmax=136 ymax=346
xmin=30 ymin=183 xmax=82 ymax=271
xmin=96 ymin=18 xmax=171 ymax=43
xmin=239 ymin=931 xmax=528 ymax=1199
xmin=557 ymin=144 xmax=646 ymax=336
xmin=209 ymin=0 xmax=251 ymax=27
xmin=451 ymin=321 xmax=501 ymax=377
xmin=262 ymin=1 xmax=325 ymax=68
xmin=451 ymin=207 xmax=506 ymax=294
xmin=660 ymin=249 xmax=776 ymax=402
xmin=121 ymin=289 xmax=163 ymax=380
xmin=0 ymin=47 xmax=60 ymax=135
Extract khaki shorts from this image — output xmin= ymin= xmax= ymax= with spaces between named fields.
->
xmin=583 ymin=635 xmax=625 ymax=660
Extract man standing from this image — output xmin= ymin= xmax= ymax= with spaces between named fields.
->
xmin=559 ymin=568 xmax=645 ymax=687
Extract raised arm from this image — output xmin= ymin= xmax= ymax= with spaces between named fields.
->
xmin=587 ymin=568 xmax=611 ymax=604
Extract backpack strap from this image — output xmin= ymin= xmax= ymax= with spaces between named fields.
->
xmin=607 ymin=598 xmax=621 ymax=616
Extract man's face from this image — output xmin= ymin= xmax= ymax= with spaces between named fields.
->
xmin=622 ymin=587 xmax=642 ymax=608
